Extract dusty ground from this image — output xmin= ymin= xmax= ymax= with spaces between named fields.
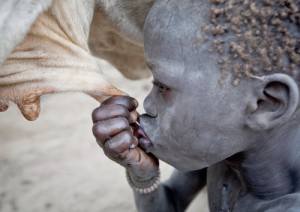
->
xmin=0 ymin=61 xmax=209 ymax=212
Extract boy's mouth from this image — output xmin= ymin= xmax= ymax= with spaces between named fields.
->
xmin=131 ymin=122 xmax=152 ymax=151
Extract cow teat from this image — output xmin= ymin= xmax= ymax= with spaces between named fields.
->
xmin=0 ymin=101 xmax=9 ymax=112
xmin=17 ymin=96 xmax=41 ymax=121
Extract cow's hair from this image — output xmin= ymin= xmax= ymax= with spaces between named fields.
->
xmin=95 ymin=0 xmax=155 ymax=43
xmin=0 ymin=0 xmax=54 ymax=65
xmin=204 ymin=0 xmax=300 ymax=85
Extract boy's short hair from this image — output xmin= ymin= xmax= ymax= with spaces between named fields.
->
xmin=204 ymin=0 xmax=300 ymax=85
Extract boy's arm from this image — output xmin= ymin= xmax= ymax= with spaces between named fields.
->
xmin=134 ymin=169 xmax=207 ymax=212
xmin=92 ymin=96 xmax=206 ymax=211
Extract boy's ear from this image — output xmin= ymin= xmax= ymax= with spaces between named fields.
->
xmin=246 ymin=73 xmax=299 ymax=131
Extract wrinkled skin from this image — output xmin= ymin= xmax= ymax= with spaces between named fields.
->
xmin=0 ymin=0 xmax=154 ymax=120
xmin=93 ymin=0 xmax=300 ymax=211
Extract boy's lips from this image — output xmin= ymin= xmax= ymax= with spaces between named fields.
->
xmin=132 ymin=122 xmax=153 ymax=151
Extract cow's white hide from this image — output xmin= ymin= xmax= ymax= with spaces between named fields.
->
xmin=0 ymin=0 xmax=54 ymax=65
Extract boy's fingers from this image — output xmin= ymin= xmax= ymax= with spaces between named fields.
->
xmin=92 ymin=117 xmax=130 ymax=144
xmin=102 ymin=96 xmax=138 ymax=111
xmin=92 ymin=104 xmax=130 ymax=123
xmin=129 ymin=110 xmax=139 ymax=124
xmin=104 ymin=130 xmax=138 ymax=160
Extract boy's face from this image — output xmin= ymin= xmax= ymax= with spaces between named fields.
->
xmin=139 ymin=0 xmax=252 ymax=171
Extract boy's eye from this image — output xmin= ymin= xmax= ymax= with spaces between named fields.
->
xmin=152 ymin=80 xmax=170 ymax=93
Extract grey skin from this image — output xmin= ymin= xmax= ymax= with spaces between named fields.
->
xmin=92 ymin=0 xmax=300 ymax=211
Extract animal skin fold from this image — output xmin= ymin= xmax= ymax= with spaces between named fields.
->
xmin=0 ymin=0 xmax=139 ymax=120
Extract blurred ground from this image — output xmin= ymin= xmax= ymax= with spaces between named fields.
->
xmin=0 ymin=61 xmax=209 ymax=212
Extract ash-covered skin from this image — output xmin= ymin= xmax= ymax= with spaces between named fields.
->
xmin=140 ymin=1 xmax=250 ymax=171
xmin=93 ymin=0 xmax=300 ymax=211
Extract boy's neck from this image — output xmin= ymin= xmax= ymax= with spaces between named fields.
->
xmin=226 ymin=122 xmax=300 ymax=199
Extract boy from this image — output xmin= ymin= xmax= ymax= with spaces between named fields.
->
xmin=92 ymin=0 xmax=300 ymax=211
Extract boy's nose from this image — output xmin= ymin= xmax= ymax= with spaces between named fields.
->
xmin=143 ymin=94 xmax=158 ymax=118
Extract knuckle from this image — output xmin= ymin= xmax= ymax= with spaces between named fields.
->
xmin=102 ymin=96 xmax=117 ymax=104
xmin=104 ymin=142 xmax=127 ymax=160
xmin=118 ymin=117 xmax=130 ymax=129
xmin=92 ymin=122 xmax=106 ymax=140
xmin=113 ymin=105 xmax=130 ymax=120
xmin=104 ymin=141 xmax=115 ymax=153
xmin=117 ymin=104 xmax=128 ymax=114
xmin=103 ymin=131 xmax=132 ymax=159
xmin=92 ymin=123 xmax=100 ymax=137
xmin=92 ymin=106 xmax=108 ymax=121
xmin=105 ymin=142 xmax=122 ymax=155
xmin=102 ymin=96 xmax=122 ymax=106
xmin=102 ymin=96 xmax=136 ymax=111
xmin=95 ymin=139 xmax=105 ymax=149
xmin=119 ymin=130 xmax=133 ymax=142
xmin=92 ymin=107 xmax=101 ymax=122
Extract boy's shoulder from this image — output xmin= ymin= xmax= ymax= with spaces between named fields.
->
xmin=206 ymin=162 xmax=300 ymax=212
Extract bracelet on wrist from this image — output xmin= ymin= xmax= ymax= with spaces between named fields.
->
xmin=126 ymin=169 xmax=161 ymax=194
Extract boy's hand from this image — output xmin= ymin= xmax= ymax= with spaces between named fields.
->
xmin=92 ymin=96 xmax=158 ymax=181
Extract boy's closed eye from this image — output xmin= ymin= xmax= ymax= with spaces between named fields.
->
xmin=152 ymin=80 xmax=170 ymax=93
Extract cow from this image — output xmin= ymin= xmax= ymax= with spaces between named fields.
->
xmin=0 ymin=0 xmax=154 ymax=121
